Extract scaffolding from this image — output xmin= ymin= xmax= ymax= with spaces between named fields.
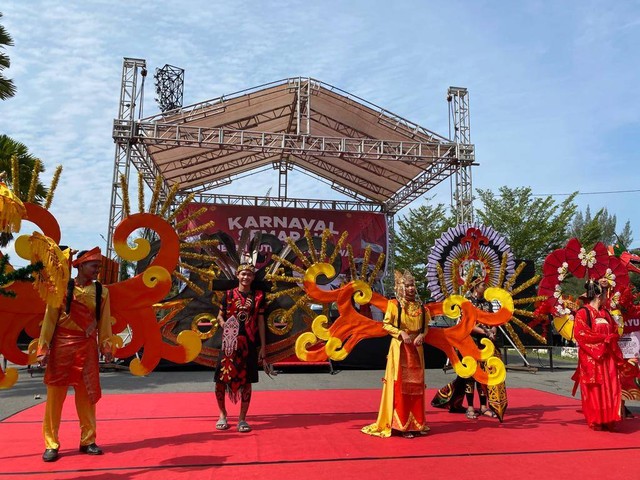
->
xmin=107 ymin=58 xmax=161 ymax=259
xmin=448 ymin=86 xmax=475 ymax=224
xmin=107 ymin=57 xmax=475 ymax=260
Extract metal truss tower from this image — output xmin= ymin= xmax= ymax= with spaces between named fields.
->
xmin=154 ymin=64 xmax=185 ymax=112
xmin=106 ymin=58 xmax=160 ymax=260
xmin=277 ymin=78 xmax=313 ymax=199
xmin=448 ymin=87 xmax=475 ymax=224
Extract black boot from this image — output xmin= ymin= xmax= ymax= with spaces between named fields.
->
xmin=79 ymin=443 xmax=103 ymax=455
xmin=42 ymin=448 xmax=59 ymax=462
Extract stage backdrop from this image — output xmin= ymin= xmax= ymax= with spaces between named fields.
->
xmin=181 ymin=203 xmax=387 ymax=274
xmin=160 ymin=204 xmax=388 ymax=366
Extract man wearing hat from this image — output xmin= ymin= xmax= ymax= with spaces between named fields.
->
xmin=36 ymin=247 xmax=113 ymax=462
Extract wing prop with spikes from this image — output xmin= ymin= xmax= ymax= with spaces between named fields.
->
xmin=0 ymin=171 xmax=223 ymax=387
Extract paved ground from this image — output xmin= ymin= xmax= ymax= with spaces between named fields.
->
xmin=2 ymin=352 xmax=638 ymax=421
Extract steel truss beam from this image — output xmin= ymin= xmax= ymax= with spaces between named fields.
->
xmin=176 ymin=153 xmax=277 ymax=189
xmin=384 ymin=151 xmax=457 ymax=211
xmin=311 ymin=110 xmax=372 ymax=140
xmin=178 ymin=193 xmax=384 ymax=212
xmin=122 ymin=121 xmax=460 ymax=207
xmin=159 ymin=149 xmax=274 ymax=177
xmin=118 ymin=121 xmax=460 ymax=212
xmin=121 ymin=121 xmax=458 ymax=162
xmin=301 ymin=155 xmax=394 ymax=198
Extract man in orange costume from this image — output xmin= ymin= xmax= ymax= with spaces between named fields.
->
xmin=36 ymin=247 xmax=113 ymax=462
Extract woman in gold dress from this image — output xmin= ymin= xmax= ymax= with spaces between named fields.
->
xmin=362 ymin=270 xmax=430 ymax=438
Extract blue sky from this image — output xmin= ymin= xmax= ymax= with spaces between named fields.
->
xmin=2 ymin=0 xmax=639 ymax=255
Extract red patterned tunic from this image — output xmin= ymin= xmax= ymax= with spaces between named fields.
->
xmin=214 ymin=288 xmax=265 ymax=403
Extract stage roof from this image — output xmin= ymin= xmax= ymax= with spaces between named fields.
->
xmin=123 ymin=78 xmax=469 ymax=213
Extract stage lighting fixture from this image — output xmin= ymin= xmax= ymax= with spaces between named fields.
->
xmin=154 ymin=64 xmax=184 ymax=112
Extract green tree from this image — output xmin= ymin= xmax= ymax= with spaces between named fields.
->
xmin=0 ymin=135 xmax=47 ymax=200
xmin=570 ymin=206 xmax=624 ymax=249
xmin=0 ymin=12 xmax=16 ymax=100
xmin=392 ymin=202 xmax=456 ymax=298
xmin=475 ymin=186 xmax=578 ymax=268
xmin=0 ymin=135 xmax=48 ymax=246
xmin=618 ymin=221 xmax=634 ymax=249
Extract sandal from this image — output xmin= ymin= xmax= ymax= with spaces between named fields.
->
xmin=466 ymin=408 xmax=478 ymax=419
xmin=215 ymin=418 xmax=229 ymax=430
xmin=480 ymin=408 xmax=497 ymax=418
xmin=237 ymin=420 xmax=252 ymax=433
xmin=402 ymin=432 xmax=415 ymax=439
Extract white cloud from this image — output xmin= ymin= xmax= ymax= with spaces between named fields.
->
xmin=2 ymin=0 xmax=639 ymax=253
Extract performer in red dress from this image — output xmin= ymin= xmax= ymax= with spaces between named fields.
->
xmin=572 ymin=278 xmax=625 ymax=431
xmin=214 ymin=262 xmax=266 ymax=433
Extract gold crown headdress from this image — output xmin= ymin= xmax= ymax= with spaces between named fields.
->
xmin=394 ymin=269 xmax=417 ymax=302
xmin=236 ymin=262 xmax=256 ymax=274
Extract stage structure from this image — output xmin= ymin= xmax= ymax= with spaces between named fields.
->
xmin=105 ymin=57 xmax=477 ymax=366
xmin=107 ymin=57 xmax=476 ymax=260
xmin=448 ymin=87 xmax=474 ymax=224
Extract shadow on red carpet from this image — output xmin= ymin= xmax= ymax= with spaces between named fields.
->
xmin=0 ymin=388 xmax=638 ymax=479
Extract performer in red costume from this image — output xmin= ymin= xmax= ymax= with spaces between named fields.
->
xmin=36 ymin=247 xmax=113 ymax=462
xmin=572 ymin=278 xmax=625 ymax=430
xmin=214 ymin=262 xmax=266 ymax=433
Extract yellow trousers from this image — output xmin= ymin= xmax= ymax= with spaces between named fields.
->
xmin=43 ymin=383 xmax=97 ymax=449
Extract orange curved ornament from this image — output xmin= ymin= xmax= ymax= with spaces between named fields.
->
xmin=0 ymin=206 xmax=204 ymax=386
xmin=300 ymin=269 xmax=386 ymax=362
xmin=0 ymin=202 xmax=61 ymax=384
xmin=23 ymin=203 xmax=61 ymax=244
xmin=299 ymin=263 xmax=511 ymax=385
xmin=108 ymin=212 xmax=202 ymax=375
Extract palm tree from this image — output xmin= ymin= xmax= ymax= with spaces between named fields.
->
xmin=0 ymin=135 xmax=48 ymax=246
xmin=0 ymin=12 xmax=16 ymax=100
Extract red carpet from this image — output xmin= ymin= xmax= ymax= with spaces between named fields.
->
xmin=1 ymin=388 xmax=638 ymax=479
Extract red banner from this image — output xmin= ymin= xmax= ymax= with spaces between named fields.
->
xmin=624 ymin=316 xmax=640 ymax=334
xmin=178 ymin=203 xmax=388 ymax=276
